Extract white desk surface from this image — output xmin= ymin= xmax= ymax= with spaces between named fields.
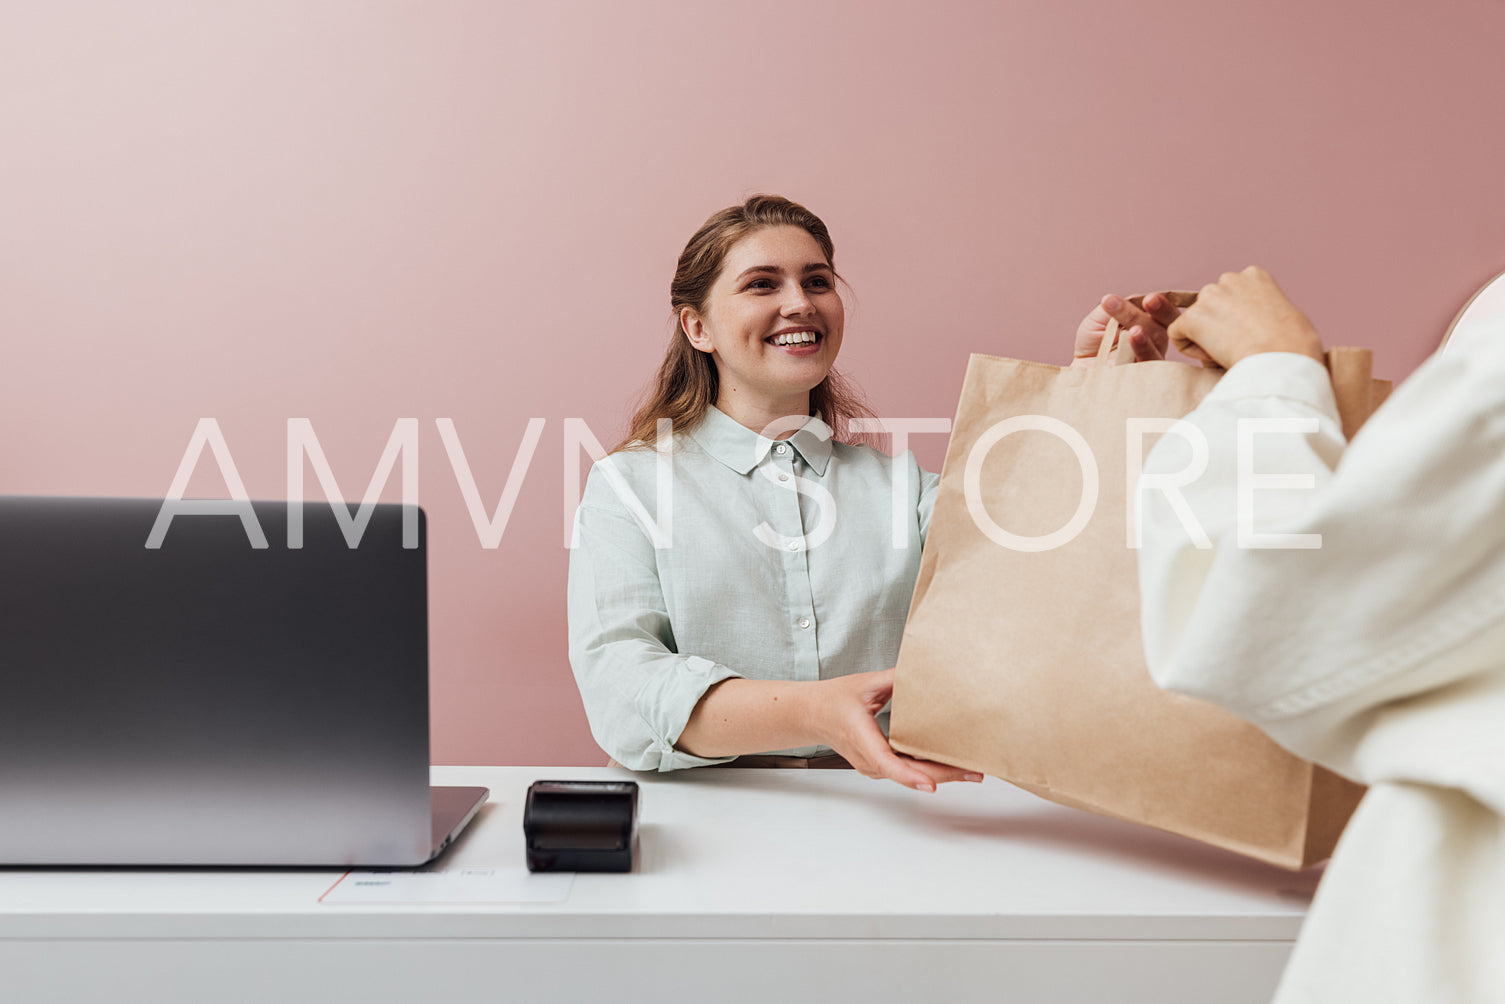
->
xmin=2 ymin=765 xmax=1324 ymax=1003
xmin=1 ymin=764 xmax=1320 ymax=942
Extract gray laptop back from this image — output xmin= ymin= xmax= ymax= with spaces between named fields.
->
xmin=0 ymin=496 xmax=438 ymax=866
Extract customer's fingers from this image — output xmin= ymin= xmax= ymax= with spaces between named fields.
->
xmin=1071 ymin=302 xmax=1117 ymax=361
xmin=1127 ymin=326 xmax=1167 ymax=362
xmin=1101 ymin=294 xmax=1154 ymax=332
xmin=1103 ymin=297 xmax=1170 ymax=360
xmin=1141 ymin=291 xmax=1183 ymax=329
xmin=1168 ymin=314 xmax=1218 ymax=365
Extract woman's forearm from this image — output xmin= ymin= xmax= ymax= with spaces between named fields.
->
xmin=676 ymin=678 xmax=821 ymax=757
xmin=677 ymin=670 xmax=981 ymax=791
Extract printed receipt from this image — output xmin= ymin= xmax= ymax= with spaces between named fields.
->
xmin=320 ymin=867 xmax=574 ymax=904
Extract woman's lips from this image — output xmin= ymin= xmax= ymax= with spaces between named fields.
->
xmin=766 ymin=331 xmax=822 ymax=349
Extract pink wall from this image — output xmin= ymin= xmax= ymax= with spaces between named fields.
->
xmin=4 ymin=1 xmax=1504 ymax=765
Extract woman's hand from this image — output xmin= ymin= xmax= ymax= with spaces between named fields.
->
xmin=1168 ymin=267 xmax=1325 ymax=369
xmin=1071 ymin=293 xmax=1182 ymax=368
xmin=809 ymin=668 xmax=982 ymax=792
xmin=678 ymin=671 xmax=982 ymax=791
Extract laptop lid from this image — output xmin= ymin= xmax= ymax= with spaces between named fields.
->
xmin=0 ymin=495 xmax=482 ymax=866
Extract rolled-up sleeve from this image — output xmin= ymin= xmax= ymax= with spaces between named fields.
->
xmin=568 ymin=468 xmax=741 ymax=771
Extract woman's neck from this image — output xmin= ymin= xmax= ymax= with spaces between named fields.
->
xmin=713 ymin=391 xmax=811 ymax=440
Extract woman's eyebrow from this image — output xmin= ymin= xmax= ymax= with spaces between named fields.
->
xmin=733 ymin=263 xmax=833 ymax=280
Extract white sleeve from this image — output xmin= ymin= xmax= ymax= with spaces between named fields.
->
xmin=1137 ymin=343 xmax=1505 ymax=795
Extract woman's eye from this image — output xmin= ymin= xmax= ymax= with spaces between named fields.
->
xmin=806 ymin=276 xmax=832 ymax=290
xmin=746 ymin=279 xmax=775 ymax=290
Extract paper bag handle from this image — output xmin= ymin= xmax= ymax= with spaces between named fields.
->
xmin=1097 ymin=290 xmax=1201 ymax=364
xmin=1096 ymin=290 xmax=1385 ymax=436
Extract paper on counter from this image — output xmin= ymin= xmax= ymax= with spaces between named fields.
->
xmin=320 ymin=867 xmax=574 ymax=904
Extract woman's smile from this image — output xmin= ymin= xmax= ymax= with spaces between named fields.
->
xmin=767 ymin=327 xmax=824 ymax=352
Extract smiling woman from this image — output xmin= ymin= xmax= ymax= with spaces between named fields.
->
xmin=610 ymin=196 xmax=872 ymax=453
xmin=677 ymin=225 xmax=845 ymax=435
xmin=569 ymin=195 xmax=974 ymax=789
xmin=566 ymin=195 xmax=1163 ymax=791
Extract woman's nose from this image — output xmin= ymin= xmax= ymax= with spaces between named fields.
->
xmin=781 ymin=283 xmax=814 ymax=315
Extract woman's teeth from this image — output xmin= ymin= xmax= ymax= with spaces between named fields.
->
xmin=771 ymin=332 xmax=819 ymax=346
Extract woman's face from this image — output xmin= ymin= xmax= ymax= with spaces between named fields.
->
xmin=682 ymin=225 xmax=844 ymax=426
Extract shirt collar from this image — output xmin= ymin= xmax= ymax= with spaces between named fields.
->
xmin=689 ymin=406 xmax=833 ymax=477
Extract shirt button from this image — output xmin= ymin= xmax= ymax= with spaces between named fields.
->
xmin=778 ymin=474 xmax=789 ymax=482
xmin=798 ymin=617 xmax=811 ymax=630
xmin=787 ymin=541 xmax=800 ymax=551
xmin=775 ymin=443 xmax=788 ymax=455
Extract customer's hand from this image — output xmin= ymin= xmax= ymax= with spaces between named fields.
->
xmin=810 ymin=669 xmax=982 ymax=792
xmin=1169 ymin=267 xmax=1325 ymax=369
xmin=1071 ymin=293 xmax=1181 ymax=368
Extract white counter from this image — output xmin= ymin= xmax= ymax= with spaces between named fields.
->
xmin=1 ymin=765 xmax=1321 ymax=1002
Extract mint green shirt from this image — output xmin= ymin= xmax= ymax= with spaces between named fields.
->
xmin=567 ymin=406 xmax=940 ymax=771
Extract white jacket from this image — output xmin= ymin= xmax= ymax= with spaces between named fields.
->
xmin=1138 ymin=339 xmax=1505 ymax=1003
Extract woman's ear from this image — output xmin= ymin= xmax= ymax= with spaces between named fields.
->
xmin=681 ymin=308 xmax=714 ymax=353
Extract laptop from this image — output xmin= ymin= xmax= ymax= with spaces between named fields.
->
xmin=0 ymin=495 xmax=488 ymax=866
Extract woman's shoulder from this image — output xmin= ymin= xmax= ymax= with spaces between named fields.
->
xmin=603 ymin=427 xmax=705 ymax=463
xmin=831 ymin=439 xmax=931 ymax=475
xmin=586 ymin=431 xmax=704 ymax=492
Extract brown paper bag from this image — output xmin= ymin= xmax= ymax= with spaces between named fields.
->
xmin=890 ymin=293 xmax=1388 ymax=870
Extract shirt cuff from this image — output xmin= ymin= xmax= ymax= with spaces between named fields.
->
xmin=1202 ymin=352 xmax=1341 ymax=423
xmin=634 ymin=655 xmax=742 ymax=771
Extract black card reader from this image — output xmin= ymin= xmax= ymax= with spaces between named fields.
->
xmin=523 ymin=780 xmax=639 ymax=873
